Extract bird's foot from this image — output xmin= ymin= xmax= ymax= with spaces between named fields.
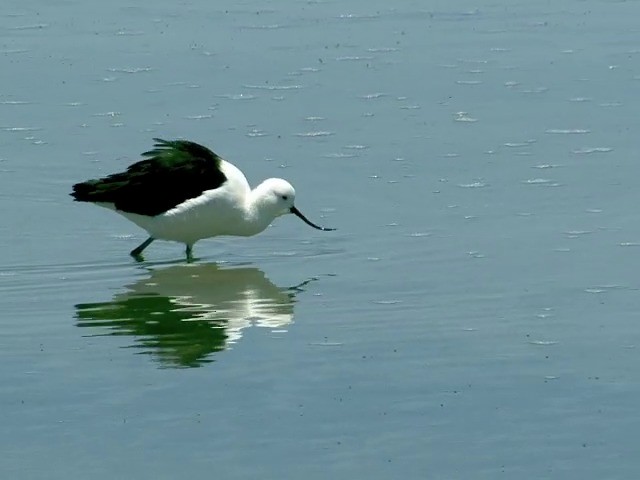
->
xmin=130 ymin=237 xmax=155 ymax=261
xmin=130 ymin=251 xmax=146 ymax=262
xmin=185 ymin=244 xmax=194 ymax=263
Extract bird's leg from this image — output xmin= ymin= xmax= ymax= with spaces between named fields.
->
xmin=185 ymin=244 xmax=194 ymax=262
xmin=130 ymin=236 xmax=155 ymax=260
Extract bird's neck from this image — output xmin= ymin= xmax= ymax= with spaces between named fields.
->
xmin=242 ymin=184 xmax=279 ymax=236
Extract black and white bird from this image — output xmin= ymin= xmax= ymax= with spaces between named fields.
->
xmin=71 ymin=139 xmax=335 ymax=260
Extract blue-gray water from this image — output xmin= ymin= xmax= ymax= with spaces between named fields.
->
xmin=2 ymin=1 xmax=640 ymax=478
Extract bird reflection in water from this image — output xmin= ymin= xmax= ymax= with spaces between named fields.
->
xmin=75 ymin=263 xmax=314 ymax=368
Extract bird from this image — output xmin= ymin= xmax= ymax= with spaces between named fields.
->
xmin=71 ymin=138 xmax=335 ymax=260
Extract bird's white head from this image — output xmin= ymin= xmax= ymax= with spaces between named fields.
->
xmin=257 ymin=178 xmax=297 ymax=217
xmin=252 ymin=178 xmax=335 ymax=232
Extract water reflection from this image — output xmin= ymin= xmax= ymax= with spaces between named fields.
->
xmin=75 ymin=263 xmax=310 ymax=368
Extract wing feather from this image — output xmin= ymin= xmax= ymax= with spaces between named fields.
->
xmin=71 ymin=139 xmax=228 ymax=216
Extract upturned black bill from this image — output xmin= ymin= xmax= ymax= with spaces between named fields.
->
xmin=290 ymin=206 xmax=335 ymax=231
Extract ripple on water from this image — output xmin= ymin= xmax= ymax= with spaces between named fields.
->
xmin=598 ymin=102 xmax=622 ymax=107
xmin=359 ymin=93 xmax=387 ymax=100
xmin=532 ymin=164 xmax=561 ymax=169
xmin=115 ymin=30 xmax=145 ymax=36
xmin=457 ymin=58 xmax=488 ymax=64
xmin=372 ymin=300 xmax=402 ymax=305
xmin=0 ymin=48 xmax=29 ymax=54
xmin=295 ymin=131 xmax=334 ymax=138
xmin=10 ymin=23 xmax=48 ymax=30
xmin=243 ymin=84 xmax=302 ymax=91
xmin=92 ymin=111 xmax=120 ymax=117
xmin=336 ymin=56 xmax=374 ymax=61
xmin=571 ymin=147 xmax=613 ymax=154
xmin=107 ymin=67 xmax=153 ymax=74
xmin=564 ymin=230 xmax=593 ymax=236
xmin=3 ymin=127 xmax=42 ymax=132
xmin=520 ymin=87 xmax=548 ymax=94
xmin=215 ymin=94 xmax=256 ymax=100
xmin=322 ymin=153 xmax=357 ymax=159
xmin=246 ymin=129 xmax=268 ymax=138
xmin=585 ymin=288 xmax=605 ymax=294
xmin=367 ymin=47 xmax=399 ymax=53
xmin=240 ymin=24 xmax=284 ymax=30
xmin=545 ymin=128 xmax=590 ymax=134
xmin=458 ymin=181 xmax=487 ymax=188
xmin=336 ymin=13 xmax=380 ymax=20
xmin=521 ymin=178 xmax=557 ymax=185
xmin=536 ymin=308 xmax=554 ymax=319
xmin=454 ymin=112 xmax=477 ymax=122
xmin=184 ymin=114 xmax=213 ymax=120
xmin=343 ymin=145 xmax=368 ymax=150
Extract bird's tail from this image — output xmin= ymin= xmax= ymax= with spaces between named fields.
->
xmin=71 ymin=179 xmax=110 ymax=202
xmin=71 ymin=181 xmax=91 ymax=202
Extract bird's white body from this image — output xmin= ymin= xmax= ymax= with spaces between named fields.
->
xmin=99 ymin=160 xmax=292 ymax=246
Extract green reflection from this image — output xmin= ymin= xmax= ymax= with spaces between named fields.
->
xmin=75 ymin=264 xmax=304 ymax=368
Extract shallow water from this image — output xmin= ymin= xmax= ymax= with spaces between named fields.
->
xmin=2 ymin=0 xmax=640 ymax=478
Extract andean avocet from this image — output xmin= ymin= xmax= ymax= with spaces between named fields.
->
xmin=71 ymin=138 xmax=335 ymax=260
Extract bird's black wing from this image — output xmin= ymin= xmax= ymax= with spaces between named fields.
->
xmin=71 ymin=139 xmax=227 ymax=216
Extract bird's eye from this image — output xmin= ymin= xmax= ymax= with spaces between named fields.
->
xmin=282 ymin=195 xmax=288 ymax=201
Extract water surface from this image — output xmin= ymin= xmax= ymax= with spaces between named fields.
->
xmin=2 ymin=0 xmax=640 ymax=478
